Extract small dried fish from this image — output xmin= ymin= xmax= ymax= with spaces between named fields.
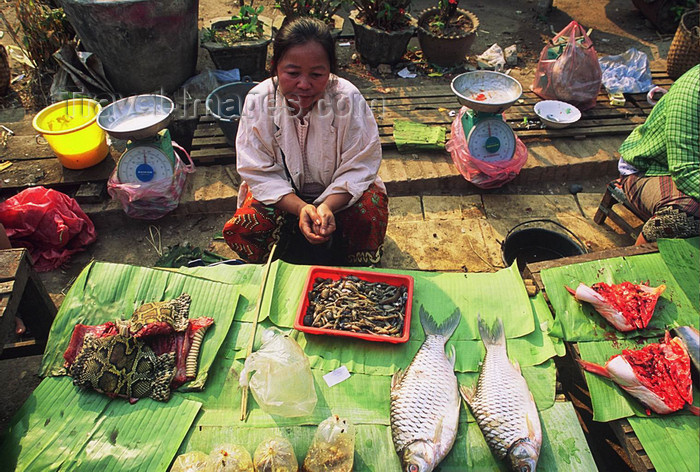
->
xmin=304 ymin=276 xmax=408 ymax=337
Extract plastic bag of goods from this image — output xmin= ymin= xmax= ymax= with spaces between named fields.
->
xmin=253 ymin=437 xmax=298 ymax=472
xmin=239 ymin=328 xmax=317 ymax=417
xmin=302 ymin=415 xmax=355 ymax=472
xmin=205 ymin=444 xmax=254 ymax=472
xmin=170 ymin=451 xmax=209 ymax=472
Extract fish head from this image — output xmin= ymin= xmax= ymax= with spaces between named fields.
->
xmin=401 ymin=440 xmax=436 ymax=472
xmin=507 ymin=438 xmax=539 ymax=472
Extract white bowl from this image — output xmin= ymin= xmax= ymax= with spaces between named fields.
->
xmin=534 ymin=100 xmax=581 ymax=129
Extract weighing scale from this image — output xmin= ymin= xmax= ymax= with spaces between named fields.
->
xmin=450 ymin=71 xmax=523 ymax=162
xmin=96 ymin=94 xmax=177 ymax=185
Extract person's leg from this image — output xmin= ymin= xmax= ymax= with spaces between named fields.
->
xmin=334 ymin=184 xmax=389 ymax=266
xmin=223 ymin=194 xmax=286 ymax=263
xmin=622 ymin=174 xmax=699 ymax=242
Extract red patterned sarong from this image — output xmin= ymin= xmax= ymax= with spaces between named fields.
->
xmin=223 ymin=184 xmax=388 ymax=265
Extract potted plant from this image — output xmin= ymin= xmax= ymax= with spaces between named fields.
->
xmin=416 ymin=0 xmax=479 ymax=67
xmin=201 ymin=2 xmax=272 ymax=80
xmin=348 ymin=0 xmax=415 ymax=66
xmin=274 ymin=0 xmax=348 ymax=38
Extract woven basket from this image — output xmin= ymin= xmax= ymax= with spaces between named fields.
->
xmin=667 ymin=9 xmax=700 ymax=79
xmin=0 ymin=46 xmax=10 ymax=97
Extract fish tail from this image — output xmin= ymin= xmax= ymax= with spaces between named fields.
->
xmin=686 ymin=404 xmax=700 ymax=416
xmin=420 ymin=306 xmax=461 ymax=340
xmin=576 ymin=359 xmax=611 ymax=378
xmin=477 ymin=315 xmax=505 ymax=350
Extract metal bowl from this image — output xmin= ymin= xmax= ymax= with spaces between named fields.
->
xmin=451 ymin=71 xmax=522 ymax=114
xmin=97 ymin=94 xmax=174 ymax=140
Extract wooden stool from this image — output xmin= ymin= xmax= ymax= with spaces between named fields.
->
xmin=0 ymin=248 xmax=56 ymax=359
xmin=594 ymin=179 xmax=646 ymax=239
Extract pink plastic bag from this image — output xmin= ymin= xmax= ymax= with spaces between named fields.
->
xmin=107 ymin=143 xmax=195 ymax=220
xmin=446 ymin=107 xmax=528 ymax=189
xmin=0 ymin=187 xmax=97 ymax=271
xmin=531 ymin=21 xmax=602 ymax=111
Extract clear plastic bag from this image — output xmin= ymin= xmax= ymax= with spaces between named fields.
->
xmin=170 ymin=451 xmax=209 ymax=472
xmin=205 ymin=444 xmax=254 ymax=472
xmin=239 ymin=328 xmax=317 ymax=417
xmin=445 ymin=107 xmax=528 ymax=189
xmin=107 ymin=142 xmax=195 ymax=220
xmin=531 ymin=21 xmax=602 ymax=110
xmin=253 ymin=437 xmax=298 ymax=472
xmin=599 ymin=48 xmax=654 ymax=94
xmin=302 ymin=415 xmax=355 ymax=472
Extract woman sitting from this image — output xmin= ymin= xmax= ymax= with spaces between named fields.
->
xmin=223 ymin=18 xmax=388 ymax=265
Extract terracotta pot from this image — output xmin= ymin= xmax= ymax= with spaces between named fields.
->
xmin=417 ymin=8 xmax=479 ymax=67
xmin=348 ymin=10 xmax=415 ymax=67
xmin=202 ymin=19 xmax=272 ymax=80
xmin=631 ymin=0 xmax=680 ymax=34
xmin=274 ymin=14 xmax=345 ymax=40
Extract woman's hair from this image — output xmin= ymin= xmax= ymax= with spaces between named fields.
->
xmin=271 ymin=17 xmax=337 ymax=75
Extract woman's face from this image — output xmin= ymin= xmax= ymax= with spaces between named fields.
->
xmin=275 ymin=41 xmax=331 ymax=114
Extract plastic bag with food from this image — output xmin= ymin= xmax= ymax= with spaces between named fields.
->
xmin=239 ymin=328 xmax=317 ymax=417
xmin=302 ymin=415 xmax=355 ymax=472
xmin=170 ymin=451 xmax=209 ymax=472
xmin=253 ymin=437 xmax=298 ymax=472
xmin=205 ymin=444 xmax=254 ymax=472
xmin=531 ymin=20 xmax=602 ymax=110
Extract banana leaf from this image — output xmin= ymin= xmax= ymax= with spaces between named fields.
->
xmin=265 ymin=262 xmax=535 ymax=340
xmin=0 ymin=376 xmax=201 ymax=472
xmin=577 ymin=340 xmax=700 ymax=422
xmin=178 ymin=401 xmax=593 ymax=471
xmin=541 ymin=252 xmax=698 ymax=342
xmin=39 ymin=262 xmax=240 ymax=392
xmin=657 ymin=237 xmax=699 ymax=312
xmin=628 ymin=415 xmax=700 ymax=472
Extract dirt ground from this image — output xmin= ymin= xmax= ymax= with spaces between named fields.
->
xmin=0 ymin=0 xmax=681 ymax=465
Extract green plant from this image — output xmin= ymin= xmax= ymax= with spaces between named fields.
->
xmin=352 ymin=0 xmax=411 ymax=31
xmin=431 ymin=0 xmax=459 ymax=30
xmin=14 ymin=0 xmax=74 ymax=71
xmin=201 ymin=2 xmax=265 ymax=45
xmin=275 ymin=0 xmax=349 ymax=24
xmin=670 ymin=0 xmax=698 ymax=22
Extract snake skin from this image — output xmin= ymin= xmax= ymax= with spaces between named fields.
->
xmin=70 ymin=333 xmax=176 ymax=402
xmin=130 ymin=293 xmax=191 ymax=335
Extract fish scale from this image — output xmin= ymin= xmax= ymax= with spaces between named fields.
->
xmin=470 ymin=342 xmax=534 ymax=459
xmin=462 ymin=316 xmax=541 ymax=471
xmin=390 ymin=307 xmax=462 ymax=471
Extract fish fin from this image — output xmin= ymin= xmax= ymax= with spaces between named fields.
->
xmin=420 ymin=306 xmax=461 ymax=340
xmin=391 ymin=369 xmax=405 ymax=390
xmin=687 ymin=404 xmax=700 ymax=416
xmin=477 ymin=315 xmax=506 ymax=350
xmin=565 ymin=285 xmax=577 ymax=296
xmin=459 ymin=384 xmax=475 ymax=408
xmin=512 ymin=359 xmax=522 ymax=374
xmin=447 ymin=344 xmax=456 ymax=368
xmin=432 ymin=416 xmax=445 ymax=444
xmin=526 ymin=411 xmax=537 ymax=438
xmin=576 ymin=359 xmax=611 ymax=378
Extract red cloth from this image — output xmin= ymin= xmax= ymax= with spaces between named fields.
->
xmin=0 ymin=186 xmax=97 ymax=271
xmin=63 ymin=317 xmax=214 ymax=388
xmin=223 ymin=184 xmax=389 ymax=265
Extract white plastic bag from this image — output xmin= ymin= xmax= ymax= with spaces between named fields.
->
xmin=239 ymin=328 xmax=317 ymax=417
xmin=253 ymin=437 xmax=298 ymax=472
xmin=598 ymin=48 xmax=654 ymax=94
xmin=205 ymin=444 xmax=253 ymax=472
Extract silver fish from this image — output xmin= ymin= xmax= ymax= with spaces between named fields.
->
xmin=390 ymin=306 xmax=461 ymax=472
xmin=672 ymin=326 xmax=700 ymax=378
xmin=461 ymin=316 xmax=542 ymax=471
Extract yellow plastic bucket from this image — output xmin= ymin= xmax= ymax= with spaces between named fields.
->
xmin=32 ymin=98 xmax=109 ymax=169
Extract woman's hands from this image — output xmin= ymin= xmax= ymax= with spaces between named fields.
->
xmin=275 ymin=192 xmax=351 ymax=245
xmin=299 ymin=202 xmax=335 ymax=244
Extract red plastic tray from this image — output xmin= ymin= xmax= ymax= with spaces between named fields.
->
xmin=294 ymin=266 xmax=414 ymax=344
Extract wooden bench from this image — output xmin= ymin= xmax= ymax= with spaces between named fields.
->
xmin=0 ymin=248 xmax=57 ymax=359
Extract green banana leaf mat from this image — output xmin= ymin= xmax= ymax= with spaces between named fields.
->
xmin=540 ymin=238 xmax=700 ymax=471
xmin=1 ymin=261 xmax=596 ymax=471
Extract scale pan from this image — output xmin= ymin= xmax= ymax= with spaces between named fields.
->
xmin=451 ymin=71 xmax=522 ymax=114
xmin=97 ymin=94 xmax=174 ymax=140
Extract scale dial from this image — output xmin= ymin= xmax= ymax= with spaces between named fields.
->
xmin=117 ymin=145 xmax=174 ymax=184
xmin=466 ymin=117 xmax=516 ymax=162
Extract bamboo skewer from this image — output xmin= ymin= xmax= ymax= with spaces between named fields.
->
xmin=240 ymin=243 xmax=277 ymax=422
